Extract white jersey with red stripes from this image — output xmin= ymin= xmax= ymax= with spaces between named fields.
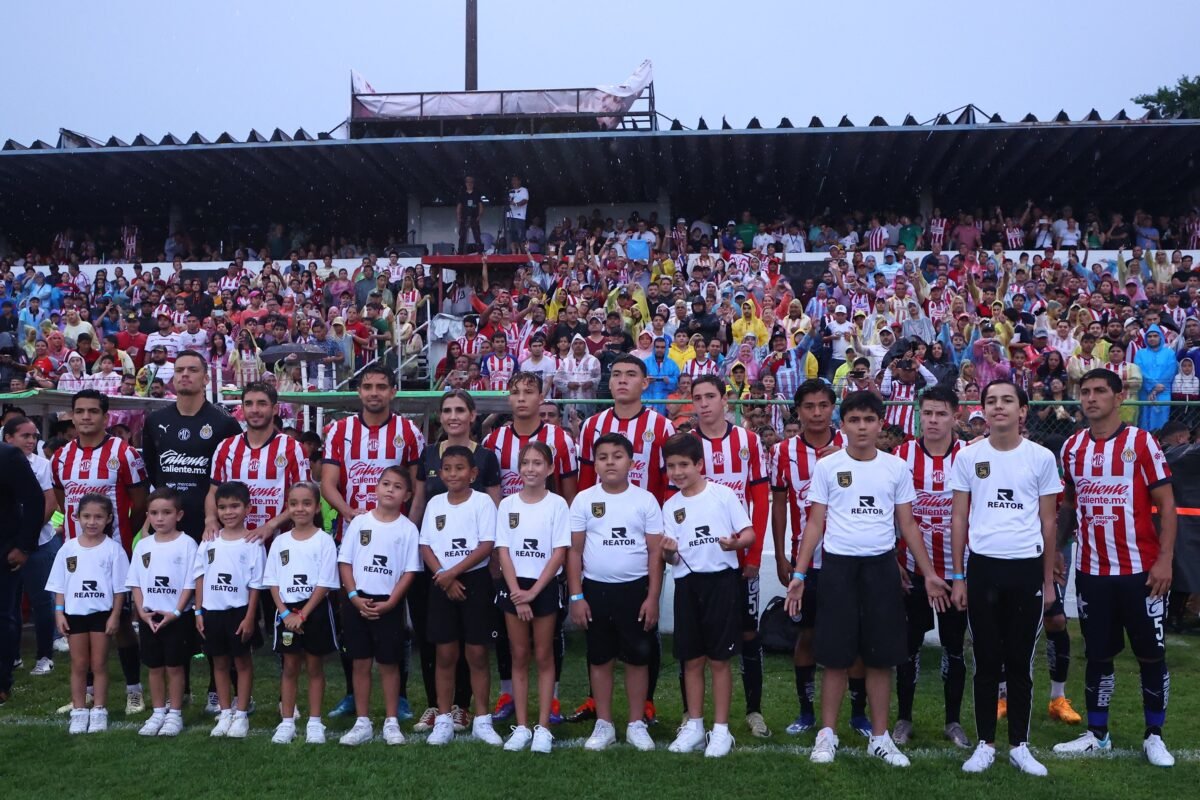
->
xmin=769 ymin=430 xmax=846 ymax=568
xmin=894 ymin=438 xmax=964 ymax=577
xmin=928 ymin=217 xmax=947 ymax=247
xmin=52 ymin=435 xmax=148 ymax=549
xmin=577 ymin=406 xmax=675 ymax=501
xmin=1060 ymin=425 xmax=1171 ymax=576
xmin=218 ymin=274 xmax=242 ymax=293
xmin=1005 ymin=226 xmax=1025 ymax=249
xmin=324 ymin=413 xmax=425 ymax=514
xmin=210 ymin=432 xmax=311 ymax=530
xmin=457 ymin=333 xmax=489 ymax=360
xmin=483 ymin=422 xmax=579 ymax=497
xmin=682 ymin=357 xmax=721 ymax=379
xmin=689 ymin=423 xmax=767 ymax=508
xmin=885 ymin=380 xmax=918 ymax=435
xmin=481 ymin=353 xmax=519 ymax=391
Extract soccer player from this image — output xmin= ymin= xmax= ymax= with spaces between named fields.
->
xmin=51 ymin=389 xmax=148 ymax=716
xmin=661 ymin=434 xmax=755 ymax=758
xmin=1052 ymin=369 xmax=1177 ymax=767
xmin=951 ymin=380 xmax=1061 ymax=776
xmin=568 ymin=433 xmax=664 ymax=752
xmin=891 ymin=385 xmax=970 ymax=748
xmin=784 ymin=391 xmax=950 ymax=767
xmin=687 ymin=374 xmax=771 ymax=737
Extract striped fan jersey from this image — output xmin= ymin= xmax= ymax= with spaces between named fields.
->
xmin=483 ymin=422 xmax=579 ymax=497
xmin=52 ymin=435 xmax=148 ymax=550
xmin=769 ymin=429 xmax=845 ymax=568
xmin=894 ymin=438 xmax=964 ymax=578
xmin=210 ymin=432 xmax=311 ymax=530
xmin=324 ymin=413 xmax=425 ymax=514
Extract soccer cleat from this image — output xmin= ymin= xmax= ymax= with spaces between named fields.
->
xmin=945 ymin=722 xmax=971 ymax=749
xmin=627 ymin=719 xmax=655 ymax=751
xmin=68 ymin=708 xmax=90 ymax=735
xmin=427 ymin=713 xmax=455 ymax=746
xmin=892 ymin=719 xmax=914 ymax=746
xmin=339 ymin=719 xmax=374 ymax=746
xmin=396 ymin=696 xmax=413 ymax=721
xmin=745 ymin=711 xmax=771 ymax=738
xmin=211 ymin=710 xmax=234 ymax=738
xmin=531 ymin=724 xmax=554 ymax=753
xmin=504 ymin=724 xmax=533 ymax=752
xmin=272 ymin=720 xmax=297 ymax=744
xmin=962 ymin=741 xmax=996 ymax=773
xmin=204 ymin=692 xmax=221 ymax=715
xmin=328 ymin=694 xmax=355 ymax=718
xmin=158 ymin=713 xmax=184 ymax=737
xmin=493 ymin=692 xmax=515 ymax=721
xmin=413 ymin=707 xmax=438 ymax=732
xmin=30 ymin=657 xmax=54 ymax=676
xmin=869 ymin=732 xmax=910 ymax=767
xmin=705 ymin=727 xmax=734 ymax=758
xmin=11 ymin=657 xmax=21 ymax=669
xmin=548 ymin=697 xmax=564 ymax=725
xmin=849 ymin=714 xmax=872 ymax=738
xmin=382 ymin=718 xmax=405 ymax=745
xmin=1008 ymin=743 xmax=1048 ymax=776
xmin=996 ymin=698 xmax=1007 ymax=720
xmin=86 ymin=707 xmax=108 ymax=733
xmin=810 ymin=727 xmax=838 ymax=763
xmin=53 ymin=636 xmax=70 ymax=653
xmin=139 ymin=712 xmax=166 ymax=737
xmin=473 ymin=714 xmax=503 ymax=746
xmin=228 ymin=714 xmax=250 ymax=738
xmin=1143 ymin=734 xmax=1175 ymax=767
xmin=567 ymin=697 xmax=597 ymax=723
xmin=786 ymin=711 xmax=816 ymax=735
xmin=1048 ymin=696 xmax=1082 ymax=724
xmin=584 ymin=719 xmax=616 ymax=751
xmin=451 ymin=705 xmax=471 ymax=732
xmin=305 ymin=719 xmax=326 ymax=744
xmin=125 ymin=690 xmax=145 ymax=715
xmin=668 ymin=721 xmax=707 ymax=753
xmin=59 ymin=692 xmax=92 ymax=714
xmin=1053 ymin=731 xmax=1112 ymax=755
xmin=643 ymin=700 xmax=658 ymax=725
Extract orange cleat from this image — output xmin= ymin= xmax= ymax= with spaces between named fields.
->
xmin=1048 ymin=696 xmax=1082 ymax=724
xmin=643 ymin=699 xmax=658 ymax=725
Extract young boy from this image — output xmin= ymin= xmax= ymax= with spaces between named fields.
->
xmin=338 ymin=467 xmax=422 ymax=746
xmin=193 ymin=481 xmax=266 ymax=739
xmin=661 ymin=434 xmax=755 ymax=758
xmin=567 ymin=432 xmax=664 ymax=753
xmin=127 ymin=489 xmax=198 ymax=737
xmin=419 ymin=445 xmax=501 ymax=746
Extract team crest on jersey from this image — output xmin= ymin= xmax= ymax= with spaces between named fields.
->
xmin=435 ymin=515 xmax=446 ymax=531
xmin=142 ymin=553 xmax=151 ymax=568
xmin=674 ymin=508 xmax=686 ymax=524
xmin=177 ymin=428 xmax=191 ymax=441
xmin=207 ymin=549 xmax=215 ymax=564
xmin=591 ymin=502 xmax=605 ymax=518
xmin=509 ymin=513 xmax=520 ymax=529
xmin=836 ymin=471 xmax=853 ymax=488
xmin=66 ymin=556 xmax=77 ymax=573
xmin=739 ymin=447 xmax=750 ymax=460
xmin=1121 ymin=448 xmax=1136 ymax=463
xmin=360 ymin=529 xmax=372 ymax=546
xmin=107 ymin=457 xmax=119 ymax=470
xmin=280 ymin=550 xmax=289 ymax=566
xmin=975 ymin=462 xmax=991 ymax=479
xmin=275 ymin=453 xmax=287 ymax=468
xmin=394 ymin=434 xmax=405 ymax=447
xmin=199 ymin=424 xmax=213 ymax=440
xmin=642 ymin=430 xmax=655 ymax=443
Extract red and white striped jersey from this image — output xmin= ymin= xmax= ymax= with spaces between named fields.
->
xmin=894 ymin=438 xmax=964 ymax=577
xmin=682 ymin=357 xmax=721 ymax=379
xmin=1060 ymin=425 xmax=1171 ymax=576
xmin=884 ymin=380 xmax=918 ymax=436
xmin=925 ymin=298 xmax=951 ymax=328
xmin=218 ymin=274 xmax=242 ymax=293
xmin=689 ymin=423 xmax=767 ymax=508
xmin=324 ymin=413 xmax=425 ymax=514
xmin=928 ymin=217 xmax=947 ymax=248
xmin=483 ymin=422 xmax=579 ymax=497
xmin=210 ymin=432 xmax=311 ymax=530
xmin=769 ymin=429 xmax=846 ymax=568
xmin=1005 ymin=226 xmax=1025 ymax=249
xmin=1164 ymin=306 xmax=1189 ymax=332
xmin=457 ymin=333 xmax=489 ymax=360
xmin=1185 ymin=217 xmax=1200 ymax=249
xmin=52 ymin=436 xmax=148 ymax=550
xmin=578 ymin=406 xmax=675 ymax=502
xmin=481 ymin=353 xmax=519 ymax=391
xmin=121 ymin=224 xmax=139 ymax=260
xmin=517 ymin=321 xmax=551 ymax=356
xmin=867 ymin=227 xmax=888 ymax=252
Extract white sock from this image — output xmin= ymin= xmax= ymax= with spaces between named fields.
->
xmin=384 ymin=716 xmax=398 ymax=725
xmin=500 ymin=679 xmax=513 ymax=695
xmin=688 ymin=717 xmax=704 ymax=730
xmin=356 ymin=716 xmax=371 ymax=725
xmin=127 ymin=683 xmax=142 ymax=694
xmin=234 ymin=710 xmax=248 ymax=719
xmin=713 ymin=722 xmax=729 ymax=735
xmin=1050 ymin=681 xmax=1065 ymax=699
xmin=166 ymin=709 xmax=182 ymax=718
xmin=152 ymin=707 xmax=167 ymax=715
xmin=308 ymin=716 xmax=322 ymax=725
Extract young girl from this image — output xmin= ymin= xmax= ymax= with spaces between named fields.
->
xmin=495 ymin=442 xmax=570 ymax=753
xmin=263 ymin=483 xmax=340 ymax=745
xmin=127 ymin=489 xmax=198 ymax=737
xmin=46 ymin=494 xmax=130 ymax=734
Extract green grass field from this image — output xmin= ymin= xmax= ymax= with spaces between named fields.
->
xmin=2 ymin=628 xmax=1198 ymax=799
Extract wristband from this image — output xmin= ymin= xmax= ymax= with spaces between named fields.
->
xmin=170 ymin=609 xmax=181 ymax=617
xmin=280 ymin=610 xmax=292 ymax=620
xmin=569 ymin=593 xmax=585 ymax=602
xmin=436 ymin=567 xmax=447 ymax=575
xmin=195 ymin=608 xmax=205 ymax=616
xmin=347 ymin=590 xmax=359 ymax=600
xmin=951 ymin=573 xmax=966 ymax=581
xmin=54 ymin=604 xmax=65 ymax=612
xmin=792 ymin=571 xmax=806 ymax=582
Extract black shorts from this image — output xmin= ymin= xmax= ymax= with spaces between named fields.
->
xmin=139 ymin=611 xmax=197 ymax=668
xmin=273 ymin=599 xmax=338 ymax=656
xmin=200 ymin=606 xmax=263 ymax=658
xmin=673 ymin=569 xmax=742 ymax=662
xmin=1075 ymin=571 xmax=1167 ymax=661
xmin=65 ymin=610 xmax=111 ymax=635
xmin=902 ymin=571 xmax=968 ymax=650
xmin=814 ymin=550 xmax=906 ymax=669
xmin=793 ymin=568 xmax=821 ymax=630
xmin=498 ymin=576 xmax=562 ymax=618
xmin=582 ymin=577 xmax=655 ymax=666
xmin=341 ymin=593 xmax=407 ymax=664
xmin=427 ymin=568 xmax=494 ymax=646
xmin=742 ymin=575 xmax=760 ymax=633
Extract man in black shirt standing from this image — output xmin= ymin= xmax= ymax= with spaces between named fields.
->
xmin=457 ymin=175 xmax=483 ymax=255
xmin=0 ymin=443 xmax=45 ymax=704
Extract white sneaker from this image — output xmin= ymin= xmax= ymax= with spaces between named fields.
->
xmin=139 ymin=712 xmax=166 ymax=736
xmin=158 ymin=713 xmax=184 ymax=737
xmin=627 ymin=719 xmax=655 ymax=751
xmin=745 ymin=711 xmax=770 ymax=738
xmin=204 ymin=692 xmax=221 ymax=715
xmin=272 ymin=720 xmax=296 ymax=744
xmin=306 ymin=719 xmax=326 ymax=744
xmin=1053 ymin=731 xmax=1112 ymax=755
xmin=504 ymin=725 xmax=532 ymax=751
xmin=1143 ymin=734 xmax=1175 ymax=767
xmin=339 ymin=719 xmax=374 ymax=746
xmin=810 ymin=727 xmax=838 ymax=764
xmin=531 ymin=724 xmax=553 ymax=754
xmin=87 ymin=707 xmax=108 ymax=733
xmin=428 ymin=713 xmax=455 ymax=746
xmin=584 ymin=719 xmax=617 ymax=751
xmin=413 ymin=707 xmax=438 ymax=732
xmin=382 ymin=718 xmax=405 ymax=745
xmin=668 ymin=721 xmax=706 ymax=753
xmin=1009 ymin=742 xmax=1048 ymax=776
xmin=53 ymin=636 xmax=70 ymax=653
xmin=705 ymin=727 xmax=734 ymax=758
xmin=868 ymin=731 xmax=910 ymax=767
xmin=125 ymin=690 xmax=145 ymax=715
xmin=30 ymin=657 xmax=54 ymax=676
xmin=68 ymin=708 xmax=89 ymax=735
xmin=472 ymin=713 xmax=503 ymax=746
xmin=210 ymin=710 xmax=234 ymax=738
xmin=962 ymin=741 xmax=996 ymax=773
xmin=228 ymin=714 xmax=250 ymax=739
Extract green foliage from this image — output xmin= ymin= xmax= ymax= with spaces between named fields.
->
xmin=1132 ymin=75 xmax=1200 ymax=119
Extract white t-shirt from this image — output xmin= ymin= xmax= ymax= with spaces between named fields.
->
xmin=827 ymin=320 xmax=855 ymax=359
xmin=496 ymin=492 xmax=571 ymax=580
xmin=126 ymin=533 xmax=199 ymax=613
xmin=145 ymin=331 xmax=183 ymax=360
xmin=178 ymin=329 xmax=209 ymax=352
xmin=46 ymin=536 xmax=130 ymax=615
xmin=809 ymin=449 xmax=916 ymax=557
xmin=568 ymin=483 xmax=664 ymax=583
xmin=263 ymin=530 xmax=340 ymax=605
xmin=507 ymin=186 xmax=530 ymax=220
xmin=28 ymin=453 xmax=55 ymax=546
xmin=338 ymin=511 xmax=422 ymax=596
xmin=949 ymin=438 xmax=1061 ymax=559
xmin=662 ymin=481 xmax=752 ymax=578
xmin=192 ymin=535 xmax=266 ymax=611
xmin=419 ymin=490 xmax=497 ymax=573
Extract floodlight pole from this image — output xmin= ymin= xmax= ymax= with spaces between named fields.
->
xmin=465 ymin=0 xmax=478 ymax=91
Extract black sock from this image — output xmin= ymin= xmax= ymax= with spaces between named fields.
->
xmin=495 ymin=630 xmax=512 ymax=683
xmin=1047 ymin=628 xmax=1071 ymax=683
xmin=942 ymin=650 xmax=966 ymax=725
xmin=206 ymin=657 xmax=217 ymax=695
xmin=896 ymin=652 xmax=919 ymax=722
xmin=678 ymin=664 xmax=688 ymax=713
xmin=118 ymin=644 xmax=141 ymax=687
xmin=849 ymin=676 xmax=867 ymax=718
xmin=183 ymin=658 xmax=191 ymax=697
xmin=399 ymin=637 xmax=409 ymax=698
xmin=340 ymin=652 xmax=354 ymax=697
xmin=741 ymin=635 xmax=763 ymax=714
xmin=794 ymin=665 xmax=815 ymax=714
xmin=1139 ymin=659 xmax=1168 ymax=738
xmin=1085 ymin=660 xmax=1115 ymax=738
